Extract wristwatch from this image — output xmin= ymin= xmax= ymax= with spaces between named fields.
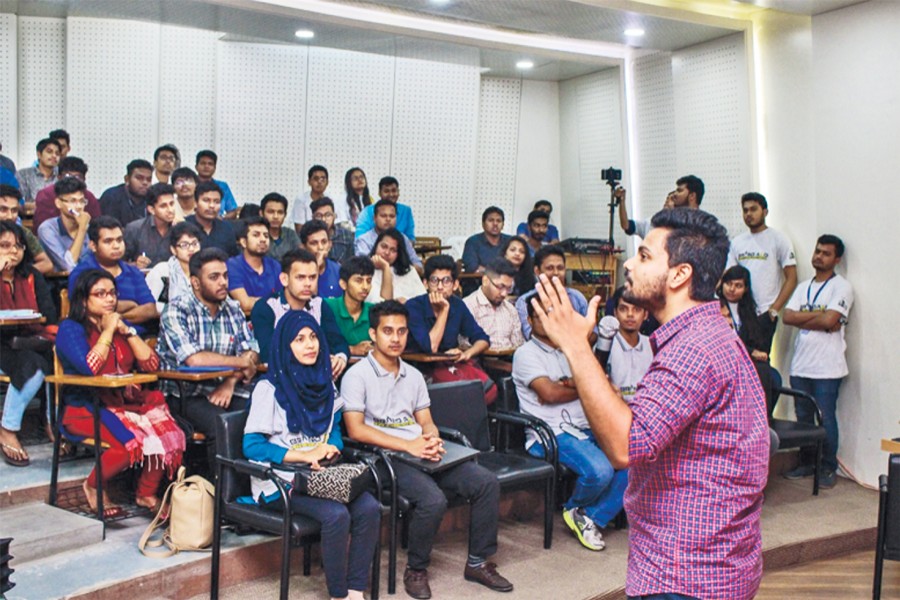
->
xmin=768 ymin=309 xmax=778 ymax=320
xmin=125 ymin=326 xmax=138 ymax=338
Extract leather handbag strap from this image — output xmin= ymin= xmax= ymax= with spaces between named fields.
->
xmin=138 ymin=477 xmax=178 ymax=558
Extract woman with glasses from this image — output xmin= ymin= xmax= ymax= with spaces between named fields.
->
xmin=56 ymin=269 xmax=185 ymax=517
xmin=145 ymin=221 xmax=202 ymax=313
xmin=366 ymin=228 xmax=426 ymax=304
xmin=0 ymin=222 xmax=57 ymax=467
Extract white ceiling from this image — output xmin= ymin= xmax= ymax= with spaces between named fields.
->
xmin=731 ymin=0 xmax=867 ymax=15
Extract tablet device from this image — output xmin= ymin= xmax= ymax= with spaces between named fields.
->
xmin=391 ymin=441 xmax=480 ymax=473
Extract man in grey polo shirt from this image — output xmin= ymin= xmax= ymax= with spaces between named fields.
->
xmin=604 ymin=286 xmax=653 ymax=406
xmin=514 ymin=297 xmax=628 ymax=552
xmin=343 ymin=300 xmax=513 ymax=599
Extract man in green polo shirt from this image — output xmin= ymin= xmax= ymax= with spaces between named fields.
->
xmin=323 ymin=256 xmax=377 ymax=356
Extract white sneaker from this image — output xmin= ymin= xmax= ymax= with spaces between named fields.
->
xmin=563 ymin=508 xmax=605 ymax=551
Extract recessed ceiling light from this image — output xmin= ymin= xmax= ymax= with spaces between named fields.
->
xmin=295 ymin=29 xmax=315 ymax=39
xmin=516 ymin=60 xmax=534 ymax=70
xmin=624 ymin=28 xmax=645 ymax=37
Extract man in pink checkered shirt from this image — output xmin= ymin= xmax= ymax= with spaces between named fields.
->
xmin=531 ymin=208 xmax=769 ymax=600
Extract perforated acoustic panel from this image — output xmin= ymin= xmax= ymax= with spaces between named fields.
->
xmin=672 ymin=33 xmax=750 ymax=237
xmin=475 ymin=77 xmax=520 ymax=233
xmin=390 ymin=57 xmax=480 ymax=238
xmin=18 ymin=17 xmax=66 ymax=162
xmin=158 ymin=25 xmax=219 ymax=164
xmin=559 ymin=69 xmax=625 ymax=239
xmin=0 ymin=15 xmax=18 ymax=163
xmin=215 ymin=42 xmax=308 ymax=205
xmin=633 ymin=52 xmax=677 ymax=225
xmin=66 ymin=18 xmax=161 ymax=192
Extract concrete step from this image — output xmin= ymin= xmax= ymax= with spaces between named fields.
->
xmin=1 ymin=440 xmax=93 ymax=508
xmin=0 ymin=502 xmax=103 ymax=564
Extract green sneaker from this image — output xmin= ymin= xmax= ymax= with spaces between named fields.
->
xmin=563 ymin=508 xmax=605 ymax=551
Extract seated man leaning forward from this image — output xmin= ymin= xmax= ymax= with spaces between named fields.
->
xmin=250 ymin=248 xmax=349 ymax=375
xmin=68 ymin=215 xmax=158 ymax=329
xmin=158 ymin=248 xmax=259 ymax=455
xmin=462 ymin=258 xmax=524 ymax=351
xmin=514 ymin=296 xmax=627 ymax=552
xmin=343 ymin=300 xmax=513 ymax=599
xmin=227 ymin=215 xmax=283 ymax=314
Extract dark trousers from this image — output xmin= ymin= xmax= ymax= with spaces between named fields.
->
xmin=178 ymin=394 xmax=250 ymax=465
xmin=391 ymin=460 xmax=500 ymax=570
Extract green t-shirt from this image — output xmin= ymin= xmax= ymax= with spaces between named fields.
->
xmin=323 ymin=295 xmax=373 ymax=346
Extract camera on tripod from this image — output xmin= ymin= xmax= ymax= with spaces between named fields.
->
xmin=601 ymin=167 xmax=622 ymax=187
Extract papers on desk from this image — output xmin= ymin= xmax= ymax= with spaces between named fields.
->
xmin=0 ymin=309 xmax=41 ymax=320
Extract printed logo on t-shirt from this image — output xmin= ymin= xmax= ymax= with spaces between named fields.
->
xmin=619 ymin=385 xmax=638 ymax=404
xmin=374 ymin=416 xmax=417 ymax=429
xmin=838 ymin=299 xmax=848 ymax=309
xmin=288 ymin=435 xmax=325 ymax=450
xmin=737 ymin=251 xmax=769 ymax=262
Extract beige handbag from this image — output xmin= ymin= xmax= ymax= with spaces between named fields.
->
xmin=138 ymin=466 xmax=216 ymax=557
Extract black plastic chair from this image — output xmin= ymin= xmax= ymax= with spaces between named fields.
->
xmin=426 ymin=379 xmax=557 ymax=550
xmin=874 ymin=450 xmax=900 ymax=600
xmin=210 ymin=411 xmax=383 ymax=600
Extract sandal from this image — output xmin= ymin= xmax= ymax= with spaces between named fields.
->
xmin=83 ymin=480 xmax=125 ymax=520
xmin=1 ymin=442 xmax=30 ymax=467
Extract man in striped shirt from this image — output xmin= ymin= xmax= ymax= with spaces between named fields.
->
xmin=531 ymin=208 xmax=769 ymax=600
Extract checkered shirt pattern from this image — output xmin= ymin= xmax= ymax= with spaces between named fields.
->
xmin=626 ymin=302 xmax=769 ymax=600
xmin=462 ymin=288 xmax=524 ymax=350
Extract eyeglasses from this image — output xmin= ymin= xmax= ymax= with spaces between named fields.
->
xmin=173 ymin=179 xmax=194 ymax=186
xmin=90 ymin=289 xmax=118 ymax=300
xmin=313 ymin=212 xmax=334 ymax=220
xmin=60 ymin=198 xmax=88 ymax=206
xmin=0 ymin=206 xmax=19 ymax=216
xmin=0 ymin=242 xmax=24 ymax=251
xmin=157 ymin=154 xmax=177 ymax=162
xmin=488 ymin=278 xmax=513 ymax=294
xmin=175 ymin=240 xmax=201 ymax=250
xmin=428 ymin=276 xmax=454 ymax=287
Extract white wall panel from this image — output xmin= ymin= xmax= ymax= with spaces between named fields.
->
xmin=474 ymin=77 xmax=520 ymax=232
xmin=514 ymin=80 xmax=561 ymax=232
xmin=672 ymin=33 xmax=750 ymax=236
xmin=0 ymin=15 xmax=18 ymax=164
xmin=303 ymin=46 xmax=394 ymax=217
xmin=215 ymin=42 xmax=307 ymax=205
xmin=158 ymin=25 xmax=219 ymax=164
xmin=559 ymin=68 xmax=625 ymax=239
xmin=632 ymin=52 xmax=677 ymax=225
xmin=66 ymin=17 xmax=160 ymax=192
xmin=391 ymin=58 xmax=480 ymax=238
xmin=18 ymin=17 xmax=66 ymax=161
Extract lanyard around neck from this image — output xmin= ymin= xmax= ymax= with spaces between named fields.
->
xmin=806 ymin=273 xmax=836 ymax=308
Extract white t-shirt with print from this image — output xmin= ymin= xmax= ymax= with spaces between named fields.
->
xmin=727 ymin=228 xmax=797 ymax=313
xmin=607 ymin=333 xmax=653 ymax=405
xmin=787 ymin=274 xmax=854 ymax=379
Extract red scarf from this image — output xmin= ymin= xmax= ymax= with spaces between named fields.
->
xmin=1 ymin=272 xmax=41 ymax=335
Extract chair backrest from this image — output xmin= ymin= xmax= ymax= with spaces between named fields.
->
xmin=494 ymin=377 xmax=527 ymax=452
xmin=215 ymin=411 xmax=252 ymax=503
xmin=427 ymin=380 xmax=491 ymax=452
xmin=885 ymin=453 xmax=900 ymax=558
xmin=60 ymin=288 xmax=70 ymax=319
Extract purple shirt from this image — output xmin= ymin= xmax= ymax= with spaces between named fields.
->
xmin=626 ymin=302 xmax=769 ymax=600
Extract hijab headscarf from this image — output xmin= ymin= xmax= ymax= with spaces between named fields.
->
xmin=268 ymin=310 xmax=334 ymax=436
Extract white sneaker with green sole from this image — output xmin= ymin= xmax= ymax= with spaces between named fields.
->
xmin=563 ymin=508 xmax=605 ymax=551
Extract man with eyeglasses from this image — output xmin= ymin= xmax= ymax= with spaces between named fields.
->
xmin=37 ymin=178 xmax=91 ymax=271
xmin=292 ymin=165 xmax=330 ymax=231
xmin=145 ymin=221 xmax=202 ymax=313
xmin=68 ymin=215 xmax=158 ymax=329
xmin=170 ymin=167 xmax=198 ymax=222
xmin=152 ymin=145 xmax=179 ymax=185
xmin=124 ymin=183 xmax=177 ymax=268
xmin=462 ymin=258 xmax=524 ymax=351
xmin=0 ymin=185 xmax=53 ymax=274
xmin=310 ymin=197 xmax=354 ymax=264
xmin=32 ymin=156 xmax=101 ymax=231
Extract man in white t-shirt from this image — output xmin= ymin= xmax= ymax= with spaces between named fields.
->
xmin=782 ymin=234 xmax=853 ymax=489
xmin=513 ymin=297 xmax=627 ymax=552
xmin=604 ymin=287 xmax=653 ymax=405
xmin=727 ymin=192 xmax=798 ymax=321
xmin=292 ymin=164 xmax=330 ymax=230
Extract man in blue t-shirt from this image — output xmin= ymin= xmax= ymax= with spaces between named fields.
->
xmin=227 ymin=216 xmax=282 ymax=313
xmin=516 ymin=199 xmax=560 ymax=244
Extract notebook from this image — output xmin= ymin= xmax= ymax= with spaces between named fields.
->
xmin=391 ymin=440 xmax=480 ymax=474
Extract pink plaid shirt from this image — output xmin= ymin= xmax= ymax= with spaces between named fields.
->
xmin=462 ymin=288 xmax=525 ymax=350
xmin=626 ymin=302 xmax=769 ymax=600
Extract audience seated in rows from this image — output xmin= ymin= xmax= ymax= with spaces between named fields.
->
xmin=0 ymin=186 xmax=52 ymax=274
xmin=342 ymin=301 xmax=514 ymax=598
xmin=260 ymin=192 xmax=300 ymax=261
xmin=145 ymin=221 xmax=202 ymax=313
xmin=462 ymin=258 xmax=524 ymax=351
xmin=16 ymin=138 xmax=60 ymax=207
xmin=227 ymin=216 xmax=282 ymax=314
xmin=292 ymin=164 xmax=331 ymax=230
xmin=99 ymin=159 xmax=152 ymax=227
xmin=498 ymin=236 xmax=534 ymax=297
xmin=250 ymin=248 xmax=349 ymax=372
xmin=68 ymin=216 xmax=158 ymax=330
xmin=186 ymin=181 xmax=239 ymax=256
xmin=355 ymin=199 xmax=422 ymax=271
xmin=56 ymin=269 xmax=185 ymax=516
xmin=299 ymin=219 xmax=342 ymax=298
xmin=311 ymin=197 xmax=354 ymax=264
xmin=195 ymin=150 xmax=238 ymax=219
xmin=516 ymin=200 xmax=559 ymax=246
xmin=33 ymin=156 xmax=101 ymax=231
xmin=462 ymin=206 xmax=513 ymax=274
xmin=170 ymin=166 xmax=198 ymax=222
xmin=323 ymin=256 xmax=379 ymax=356
xmin=37 ymin=177 xmax=91 ymax=272
xmin=355 ymin=176 xmax=415 ymax=241
xmin=0 ymin=222 xmax=56 ymax=467
xmin=124 ymin=183 xmax=176 ymax=268
xmin=365 ymin=228 xmax=424 ymax=304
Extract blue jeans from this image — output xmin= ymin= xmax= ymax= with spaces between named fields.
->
xmin=790 ymin=376 xmax=843 ymax=473
xmin=529 ymin=430 xmax=628 ymax=526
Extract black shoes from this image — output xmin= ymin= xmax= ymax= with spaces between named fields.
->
xmin=464 ymin=562 xmax=514 ymax=593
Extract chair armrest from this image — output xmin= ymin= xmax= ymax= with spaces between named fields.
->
xmin=490 ymin=409 xmax=559 ymax=467
xmin=342 ymin=438 xmax=397 ymax=509
xmin=437 ymin=426 xmax=471 ymax=447
xmin=773 ymin=386 xmax=825 ymax=424
xmin=217 ymin=455 xmax=272 ymax=479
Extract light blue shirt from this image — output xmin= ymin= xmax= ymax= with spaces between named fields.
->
xmin=214 ymin=178 xmax=237 ymax=215
xmin=514 ymin=287 xmax=595 ymax=340
xmin=355 ymin=202 xmax=415 ymax=241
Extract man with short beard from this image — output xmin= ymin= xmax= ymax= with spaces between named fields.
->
xmin=158 ymin=248 xmax=259 ymax=455
xmin=462 ymin=258 xmax=523 ymax=351
xmin=99 ymin=159 xmax=154 ymax=226
xmin=530 ymin=208 xmax=769 ymax=600
xmin=462 ymin=207 xmax=513 ymax=274
xmin=186 ymin=181 xmax=239 ymax=256
xmin=124 ymin=183 xmax=177 ymax=268
xmin=68 ymin=216 xmax=158 ymax=327
xmin=227 ymin=216 xmax=282 ymax=314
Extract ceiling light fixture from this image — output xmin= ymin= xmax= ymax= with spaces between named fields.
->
xmin=624 ymin=28 xmax=645 ymax=37
xmin=516 ymin=60 xmax=534 ymax=70
xmin=295 ymin=29 xmax=315 ymax=39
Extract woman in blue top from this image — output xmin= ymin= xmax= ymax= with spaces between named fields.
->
xmin=243 ymin=311 xmax=380 ymax=600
